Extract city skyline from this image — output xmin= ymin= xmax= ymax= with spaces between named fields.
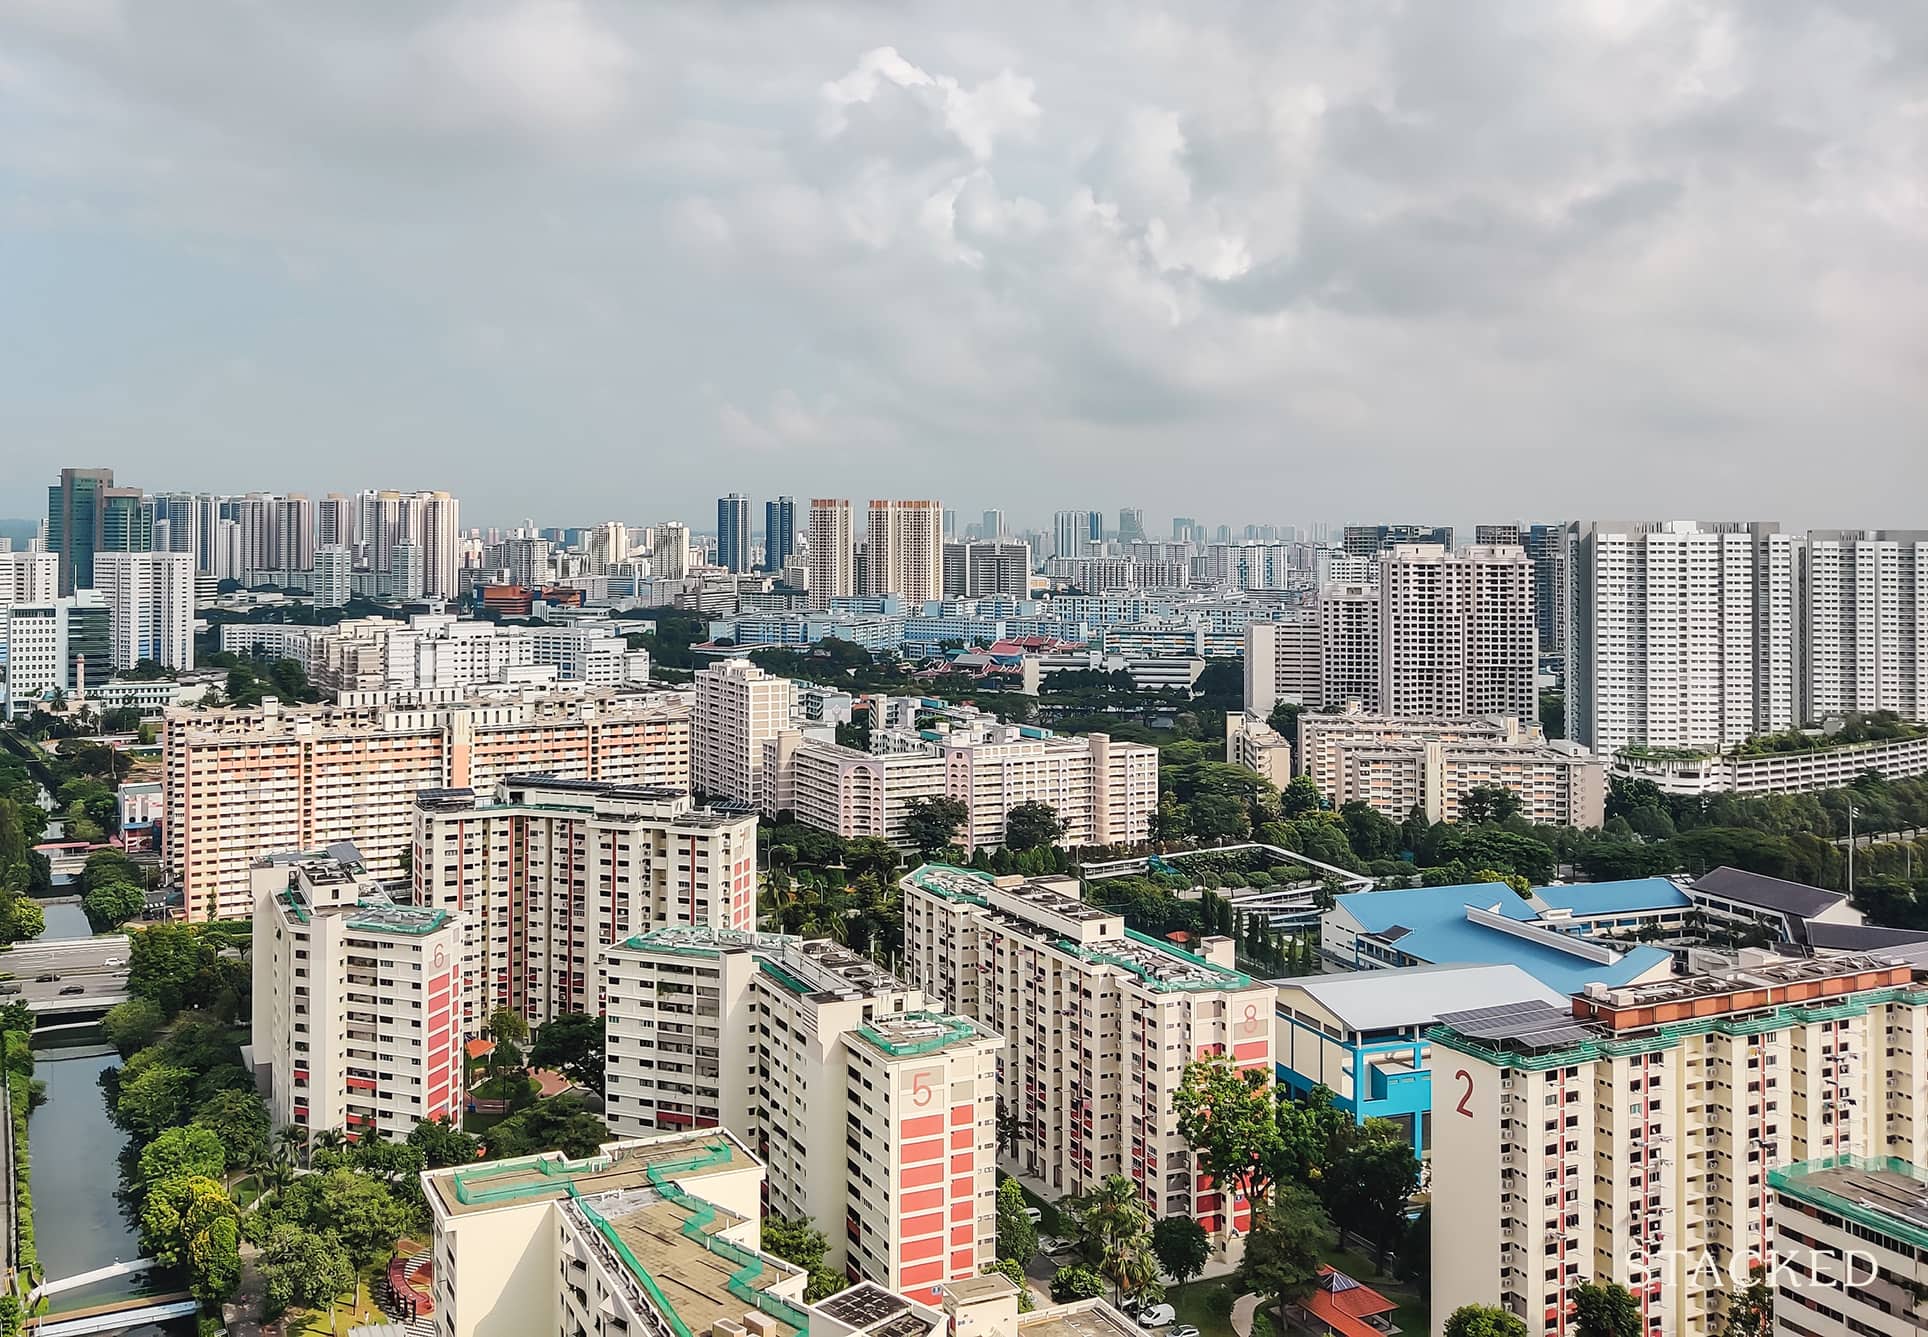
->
xmin=2 ymin=4 xmax=1923 ymax=527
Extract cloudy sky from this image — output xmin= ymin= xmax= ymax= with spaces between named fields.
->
xmin=1 ymin=0 xmax=1923 ymax=532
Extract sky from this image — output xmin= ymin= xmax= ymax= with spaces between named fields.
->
xmin=1 ymin=0 xmax=1924 ymax=532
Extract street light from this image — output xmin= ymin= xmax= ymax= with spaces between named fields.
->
xmin=1847 ymin=803 xmax=1860 ymax=896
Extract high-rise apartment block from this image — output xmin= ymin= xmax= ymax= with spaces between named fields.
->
xmin=980 ymin=509 xmax=1006 ymax=540
xmin=1476 ymin=524 xmax=1525 ymax=546
xmin=0 ymin=552 xmax=57 ymax=609
xmin=1342 ymin=523 xmax=1453 ymax=558
xmin=1804 ymin=530 xmax=1928 ymax=721
xmin=1052 ymin=510 xmax=1091 ymax=562
xmin=1431 ymin=953 xmax=1928 ymax=1336
xmin=413 ymin=777 xmax=757 ymax=1033
xmin=652 ymin=522 xmax=691 ymax=581
xmin=93 ymin=550 xmax=194 ymax=671
xmin=604 ymin=929 xmax=1000 ymax=1299
xmin=164 ymin=688 xmax=693 ymax=919
xmin=1379 ymin=544 xmax=1537 ymax=720
xmin=717 ymin=494 xmax=752 ymax=573
xmin=1320 ymin=583 xmax=1382 ymax=706
xmin=250 ymin=846 xmax=464 ymax=1144
xmin=866 ymin=500 xmax=944 ymax=602
xmin=764 ymin=496 xmax=797 ymax=572
xmin=942 ymin=542 xmax=1032 ymax=599
xmin=1242 ymin=615 xmax=1323 ymax=716
xmin=778 ymin=740 xmax=948 ymax=844
xmin=808 ymin=500 xmax=855 ymax=609
xmin=901 ymin=865 xmax=1275 ymax=1229
xmin=694 ymin=658 xmax=798 ymax=805
xmin=1525 ymin=523 xmax=1568 ymax=660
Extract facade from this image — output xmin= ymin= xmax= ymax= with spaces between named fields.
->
xmin=1770 ymin=1157 xmax=1928 ymax=1337
xmin=1298 ymin=711 xmax=1603 ymax=827
xmin=652 ymin=522 xmax=691 ymax=581
xmin=942 ymin=542 xmax=1032 ymax=599
xmin=717 ymin=494 xmax=753 ymax=573
xmin=250 ymin=846 xmax=463 ymax=1145
xmin=1342 ymin=523 xmax=1453 ymax=558
xmin=694 ymin=658 xmax=798 ymax=805
xmin=1803 ymin=530 xmax=1928 ymax=722
xmin=940 ymin=728 xmax=1158 ymax=852
xmin=1431 ymin=953 xmax=1928 ymax=1336
xmin=808 ymin=499 xmax=856 ymax=609
xmin=163 ymin=688 xmax=693 ymax=919
xmin=46 ymin=466 xmax=115 ymax=594
xmin=1525 ymin=523 xmax=1568 ymax=659
xmin=603 ymin=929 xmax=1000 ymax=1298
xmin=413 ymin=777 xmax=757 ymax=1034
xmin=1610 ymin=728 xmax=1928 ymax=796
xmin=901 ymin=865 xmax=1276 ymax=1231
xmin=1319 ymin=584 xmax=1381 ymax=706
xmin=93 ymin=550 xmax=194 ymax=671
xmin=1224 ymin=711 xmax=1292 ymax=787
xmin=781 ymin=740 xmax=947 ymax=844
xmin=866 ymin=500 xmax=944 ymax=602
xmin=0 ymin=552 xmax=57 ymax=608
xmin=1243 ymin=616 xmax=1323 ymax=716
xmin=1379 ymin=544 xmax=1537 ymax=720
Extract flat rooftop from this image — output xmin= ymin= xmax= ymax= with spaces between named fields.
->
xmin=617 ymin=927 xmax=911 ymax=1001
xmin=1018 ymin=1302 xmax=1139 ymax=1337
xmin=1772 ymin=1157 xmax=1928 ymax=1250
xmin=1581 ymin=952 xmax=1912 ymax=1017
xmin=429 ymin=1133 xmax=751 ymax=1217
xmin=850 ymin=1010 xmax=990 ymax=1059
xmin=590 ymin=1193 xmax=804 ymax=1337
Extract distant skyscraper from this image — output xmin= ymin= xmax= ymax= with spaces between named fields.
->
xmin=806 ymin=500 xmax=854 ymax=609
xmin=1087 ymin=511 xmax=1104 ymax=547
xmin=1524 ymin=524 xmax=1567 ymax=660
xmin=942 ymin=508 xmax=957 ymax=541
xmin=865 ymin=500 xmax=943 ymax=601
xmin=981 ymin=509 xmax=1006 ymax=541
xmin=716 ymin=494 xmax=752 ymax=573
xmin=46 ymin=468 xmax=115 ymax=594
xmin=1343 ymin=524 xmax=1454 ymax=558
xmin=763 ymin=497 xmax=796 ymax=572
xmin=316 ymin=494 xmax=354 ymax=551
xmin=94 ymin=551 xmax=194 ymax=671
xmin=1118 ymin=508 xmax=1145 ymax=543
xmin=652 ymin=523 xmax=690 ymax=581
xmin=1171 ymin=516 xmax=1199 ymax=542
xmin=1475 ymin=523 xmax=1524 ymax=546
xmin=1052 ymin=511 xmax=1088 ymax=561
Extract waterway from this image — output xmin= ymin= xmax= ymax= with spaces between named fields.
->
xmin=29 ymin=1050 xmax=193 ymax=1334
xmin=37 ymin=897 xmax=91 ymax=942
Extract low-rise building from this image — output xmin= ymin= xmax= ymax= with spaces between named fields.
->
xmin=412 ymin=777 xmax=757 ymax=1035
xmin=602 ymin=929 xmax=1001 ymax=1300
xmin=1770 ymin=1157 xmax=1928 ymax=1337
xmin=1431 ymin=952 xmax=1928 ymax=1336
xmin=901 ymin=864 xmax=1275 ymax=1233
xmin=250 ymin=845 xmax=464 ymax=1146
xmin=780 ymin=740 xmax=947 ymax=845
xmin=1224 ymin=711 xmax=1291 ymax=787
xmin=1610 ymin=728 xmax=1928 ymax=796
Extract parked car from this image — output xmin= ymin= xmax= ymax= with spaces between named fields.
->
xmin=58 ymin=985 xmax=84 ymax=996
xmin=1172 ymin=1326 xmax=1201 ymax=1337
xmin=1135 ymin=1306 xmax=1176 ymax=1329
xmin=1022 ymin=1206 xmax=1043 ymax=1225
xmin=0 ymin=984 xmax=20 ymax=996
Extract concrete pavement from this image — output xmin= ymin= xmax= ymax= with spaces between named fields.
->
xmin=1230 ymin=1293 xmax=1261 ymax=1337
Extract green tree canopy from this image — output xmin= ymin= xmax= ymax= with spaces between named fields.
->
xmin=1003 ymin=801 xmax=1065 ymax=852
xmin=903 ymin=796 xmax=970 ymax=858
xmin=258 ymin=1224 xmax=355 ymax=1317
xmin=1150 ymin=1216 xmax=1209 ymax=1285
xmin=1049 ymin=1265 xmax=1105 ymax=1303
xmin=1240 ymin=1184 xmax=1332 ymax=1319
xmin=1444 ymin=1305 xmax=1529 ymax=1337
xmin=409 ymin=1117 xmax=482 ymax=1169
xmin=100 ymin=998 xmax=166 ymax=1057
xmin=484 ymin=1096 xmax=610 ymax=1161
xmin=996 ymin=1180 xmax=1038 ymax=1262
xmin=1573 ymin=1282 xmax=1643 ymax=1337
xmin=1173 ymin=1053 xmax=1283 ymax=1211
xmin=83 ymin=880 xmax=146 ymax=932
xmin=528 ymin=1012 xmax=607 ymax=1095
xmin=136 ymin=1125 xmax=227 ymax=1194
xmin=191 ymin=1089 xmax=271 ymax=1169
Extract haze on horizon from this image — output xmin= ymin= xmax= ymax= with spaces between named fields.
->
xmin=1 ymin=0 xmax=1924 ymax=530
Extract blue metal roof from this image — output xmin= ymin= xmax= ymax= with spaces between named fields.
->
xmin=1536 ymin=879 xmax=1693 ymax=915
xmin=1333 ymin=881 xmax=1673 ymax=995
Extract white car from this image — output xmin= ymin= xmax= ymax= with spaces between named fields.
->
xmin=102 ymin=957 xmax=123 ymax=967
xmin=1134 ymin=1305 xmax=1175 ymax=1329
xmin=1022 ymin=1206 xmax=1043 ymax=1225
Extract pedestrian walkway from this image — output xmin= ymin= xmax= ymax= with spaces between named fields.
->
xmin=1230 ymin=1292 xmax=1261 ymax=1337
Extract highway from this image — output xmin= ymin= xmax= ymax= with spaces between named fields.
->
xmin=1 ymin=936 xmax=131 ymax=1011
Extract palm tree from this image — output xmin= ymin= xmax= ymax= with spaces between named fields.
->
xmin=312 ymin=1128 xmax=349 ymax=1158
xmin=274 ymin=1124 xmax=306 ymax=1164
xmin=1071 ymin=1175 xmax=1157 ymax=1305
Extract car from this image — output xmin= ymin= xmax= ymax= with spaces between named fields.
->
xmin=1135 ymin=1306 xmax=1176 ymax=1329
xmin=0 ymin=984 xmax=19 ymax=996
xmin=34 ymin=974 xmax=58 ymax=983
xmin=1022 ymin=1206 xmax=1043 ymax=1226
xmin=1039 ymin=1235 xmax=1073 ymax=1257
xmin=101 ymin=957 xmax=123 ymax=967
xmin=1171 ymin=1326 xmax=1200 ymax=1337
xmin=58 ymin=985 xmax=84 ymax=996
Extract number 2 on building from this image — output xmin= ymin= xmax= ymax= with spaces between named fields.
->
xmin=1454 ymin=1069 xmax=1474 ymax=1117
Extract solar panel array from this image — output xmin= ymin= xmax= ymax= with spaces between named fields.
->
xmin=1438 ymin=999 xmax=1599 ymax=1050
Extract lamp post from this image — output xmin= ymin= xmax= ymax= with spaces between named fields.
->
xmin=1847 ymin=803 xmax=1859 ymax=896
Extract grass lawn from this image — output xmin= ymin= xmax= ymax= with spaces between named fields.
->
xmin=1163 ymin=1278 xmax=1243 ymax=1337
xmin=290 ymin=1265 xmax=387 ymax=1336
xmin=1318 ymin=1244 xmax=1428 ymax=1335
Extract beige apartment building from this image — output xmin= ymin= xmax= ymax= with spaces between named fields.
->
xmin=1430 ymin=953 xmax=1928 ymax=1337
xmin=162 ymin=687 xmax=692 ymax=920
xmin=1770 ymin=1157 xmax=1928 ymax=1337
xmin=412 ymin=777 xmax=756 ymax=1036
xmin=780 ymin=739 xmax=948 ymax=845
xmin=866 ymin=500 xmax=945 ymax=602
xmin=602 ymin=928 xmax=1001 ymax=1301
xmin=695 ymin=658 xmax=798 ymax=804
xmin=900 ymin=864 xmax=1276 ymax=1233
xmin=1224 ymin=711 xmax=1292 ymax=787
xmin=250 ymin=846 xmax=464 ymax=1146
xmin=1379 ymin=543 xmax=1538 ymax=721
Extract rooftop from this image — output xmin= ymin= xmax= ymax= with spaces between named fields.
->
xmin=579 ymin=1191 xmax=804 ymax=1337
xmin=1770 ymin=1156 xmax=1928 ymax=1251
xmin=1691 ymin=866 xmax=1847 ymax=919
xmin=1333 ymin=881 xmax=1674 ymax=994
xmin=616 ymin=927 xmax=911 ymax=1002
xmin=429 ymin=1132 xmax=752 ymax=1217
xmin=851 ymin=1010 xmax=990 ymax=1059
xmin=1274 ymin=963 xmax=1566 ymax=1034
xmin=1015 ymin=1302 xmax=1139 ymax=1337
xmin=1535 ymin=878 xmax=1693 ymax=916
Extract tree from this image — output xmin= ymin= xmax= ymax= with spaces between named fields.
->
xmin=485 ymin=1006 xmax=530 ymax=1083
xmin=276 ymin=1168 xmax=408 ymax=1266
xmin=82 ymin=880 xmax=146 ymax=932
xmin=128 ymin=921 xmax=215 ymax=1016
xmin=1240 ymin=1184 xmax=1331 ymax=1323
xmin=1280 ymin=776 xmax=1323 ymax=819
xmin=1068 ymin=1175 xmax=1159 ymax=1306
xmin=1460 ymin=786 xmax=1524 ymax=824
xmin=1275 ymin=1086 xmax=1349 ymax=1187
xmin=1173 ymin=1054 xmax=1283 ymax=1214
xmin=77 ymin=847 xmax=143 ymax=896
xmin=1150 ymin=1216 xmax=1209 ymax=1285
xmin=762 ymin=1215 xmax=844 ymax=1302
xmin=1319 ymin=1120 xmax=1419 ymax=1263
xmin=409 ymin=1117 xmax=482 ymax=1169
xmin=191 ymin=1089 xmax=270 ymax=1169
xmin=259 ymin=1224 xmax=355 ymax=1317
xmin=996 ymin=1180 xmax=1038 ymax=1262
xmin=1721 ymin=1265 xmax=1772 ymax=1337
xmin=100 ymin=998 xmax=166 ymax=1056
xmin=1444 ymin=1305 xmax=1529 ymax=1337
xmin=843 ymin=837 xmax=901 ymax=880
xmin=981 ymin=1259 xmax=1036 ymax=1312
xmin=113 ymin=1062 xmax=198 ymax=1141
xmin=137 ymin=1125 xmax=226 ymax=1193
xmin=903 ymin=796 xmax=970 ymax=858
xmin=484 ymin=1096 xmax=609 ymax=1160
xmin=1572 ymin=1282 xmax=1643 ymax=1337
xmin=1 ymin=899 xmax=42 ymax=944
xmin=528 ymin=1012 xmax=606 ymax=1095
xmin=140 ymin=1175 xmax=242 ymax=1303
xmin=1003 ymin=802 xmax=1065 ymax=852
xmin=1050 ymin=1265 xmax=1105 ymax=1303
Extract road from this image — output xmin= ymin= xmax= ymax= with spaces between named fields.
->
xmin=1 ymin=936 xmax=130 ymax=1010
